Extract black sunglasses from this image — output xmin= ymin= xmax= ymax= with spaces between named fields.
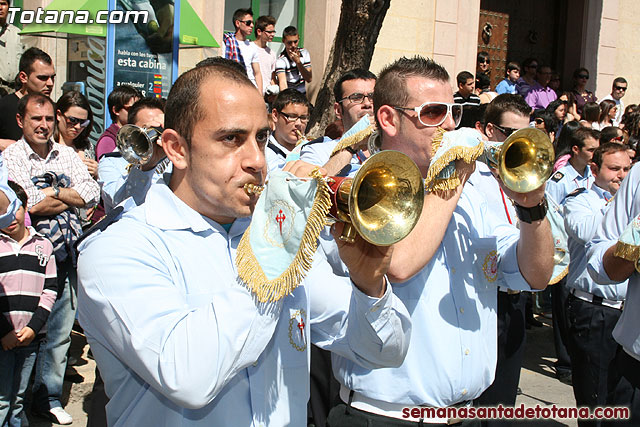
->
xmin=578 ymin=74 xmax=589 ymax=79
xmin=239 ymin=19 xmax=253 ymax=26
xmin=614 ymin=85 xmax=627 ymax=91
xmin=492 ymin=123 xmax=518 ymax=137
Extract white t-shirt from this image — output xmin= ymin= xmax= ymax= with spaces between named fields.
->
xmin=236 ymin=39 xmax=260 ymax=87
xmin=254 ymin=43 xmax=277 ymax=94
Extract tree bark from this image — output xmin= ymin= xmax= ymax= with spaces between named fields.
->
xmin=307 ymin=0 xmax=391 ymax=138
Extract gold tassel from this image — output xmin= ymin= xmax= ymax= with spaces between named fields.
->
xmin=330 ymin=125 xmax=375 ymax=156
xmin=236 ymin=170 xmax=332 ymax=302
xmin=614 ymin=241 xmax=640 ymax=262
xmin=424 ymin=142 xmax=485 ymax=192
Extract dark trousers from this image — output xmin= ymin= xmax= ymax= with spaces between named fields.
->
xmin=327 ymin=402 xmax=481 ymax=427
xmin=476 ymin=291 xmax=527 ymax=426
xmin=308 ymin=345 xmax=340 ymax=427
xmin=608 ymin=348 xmax=640 ymax=425
xmin=566 ymin=294 xmax=633 ymax=426
xmin=552 ymin=278 xmax=572 ymax=376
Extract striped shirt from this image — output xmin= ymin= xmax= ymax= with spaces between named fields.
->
xmin=3 ymin=138 xmax=100 ymax=210
xmin=0 ymin=227 xmax=57 ymax=338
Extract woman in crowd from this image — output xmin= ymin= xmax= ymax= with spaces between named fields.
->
xmin=595 ymin=99 xmax=618 ymax=130
xmin=553 ymin=120 xmax=583 ymax=171
xmin=547 ymin=99 xmax=568 ymax=136
xmin=54 ymin=90 xmax=99 ymax=225
xmin=476 ymin=51 xmax=490 ymax=79
xmin=559 ymin=92 xmax=579 ymax=122
xmin=571 ymin=67 xmax=597 ymax=118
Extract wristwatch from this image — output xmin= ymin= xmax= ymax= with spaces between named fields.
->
xmin=514 ymin=198 xmax=548 ymax=224
xmin=345 ymin=145 xmax=357 ymax=155
xmin=53 ymin=185 xmax=60 ymax=198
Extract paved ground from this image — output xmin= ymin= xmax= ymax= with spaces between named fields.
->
xmin=27 ymin=317 xmax=580 ymax=426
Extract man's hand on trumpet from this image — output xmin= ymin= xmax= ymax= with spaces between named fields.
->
xmin=331 ymin=222 xmax=392 ymax=298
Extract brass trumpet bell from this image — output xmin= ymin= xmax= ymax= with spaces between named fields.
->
xmin=115 ymin=124 xmax=163 ymax=166
xmin=328 ymin=150 xmax=425 ymax=246
xmin=484 ymin=128 xmax=555 ymax=193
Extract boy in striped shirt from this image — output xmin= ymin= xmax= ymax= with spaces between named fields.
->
xmin=0 ymin=181 xmax=57 ymax=426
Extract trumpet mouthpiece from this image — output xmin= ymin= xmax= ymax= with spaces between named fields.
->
xmin=244 ymin=183 xmax=265 ymax=196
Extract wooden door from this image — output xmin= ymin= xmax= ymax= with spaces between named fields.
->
xmin=477 ymin=10 xmax=509 ymax=90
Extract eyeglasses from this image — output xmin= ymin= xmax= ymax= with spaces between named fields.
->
xmin=534 ymin=118 xmax=545 ymax=125
xmin=62 ymin=113 xmax=90 ymax=128
xmin=528 ymin=64 xmax=538 ymax=69
xmin=615 ymin=85 xmax=627 ymax=91
xmin=339 ymin=92 xmax=374 ymax=104
xmin=491 ymin=123 xmax=518 ymax=137
xmin=240 ymin=19 xmax=253 ymax=26
xmin=479 ymin=60 xmax=490 ymax=64
xmin=263 ymin=30 xmax=276 ymax=34
xmin=393 ymin=102 xmax=463 ymax=127
xmin=279 ymin=111 xmax=310 ymax=124
xmin=578 ymin=74 xmax=589 ymax=79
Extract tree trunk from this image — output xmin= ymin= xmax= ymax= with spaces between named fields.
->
xmin=307 ymin=0 xmax=391 ymax=138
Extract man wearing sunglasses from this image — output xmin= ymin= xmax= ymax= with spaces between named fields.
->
xmin=328 ymin=56 xmax=553 ymax=426
xmin=601 ymin=77 xmax=628 ymax=127
xmin=0 ymin=47 xmax=55 ymax=151
xmin=223 ymin=8 xmax=263 ymax=95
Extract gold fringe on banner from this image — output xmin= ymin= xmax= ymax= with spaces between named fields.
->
xmin=330 ymin=125 xmax=375 ymax=156
xmin=424 ymin=128 xmax=485 ymax=192
xmin=549 ymin=265 xmax=569 ymax=285
xmin=236 ymin=170 xmax=332 ymax=302
xmin=613 ymin=241 xmax=640 ymax=262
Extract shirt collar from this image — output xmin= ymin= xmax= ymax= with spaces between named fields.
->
xmin=143 ymin=181 xmax=250 ymax=237
xmin=19 ymin=137 xmax=59 ymax=161
xmin=269 ymin=134 xmax=292 ymax=157
xmin=0 ymin=226 xmax=43 ymax=245
xmin=591 ymin=182 xmax=613 ymax=201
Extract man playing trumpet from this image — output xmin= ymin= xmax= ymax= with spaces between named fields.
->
xmin=328 ymin=56 xmax=554 ymax=425
xmin=76 ymin=62 xmax=411 ymax=426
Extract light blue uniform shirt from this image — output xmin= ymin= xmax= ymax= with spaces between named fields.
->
xmin=266 ymin=135 xmax=291 ymax=174
xmin=299 ymin=136 xmax=363 ymax=176
xmin=76 ymin=182 xmax=411 ymax=426
xmin=98 ymin=152 xmax=170 ymax=214
xmin=587 ymin=163 xmax=640 ymax=361
xmin=546 ymin=163 xmax=593 ymax=206
xmin=565 ymin=184 xmax=627 ymax=300
xmin=495 ymin=78 xmax=517 ymax=95
xmin=467 ymin=162 xmax=517 ymax=225
xmin=0 ymin=154 xmax=18 ymax=228
xmin=333 ymin=183 xmax=530 ymax=408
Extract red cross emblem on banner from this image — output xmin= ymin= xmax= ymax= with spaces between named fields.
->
xmin=297 ymin=317 xmax=305 ymax=340
xmin=276 ymin=209 xmax=286 ymax=234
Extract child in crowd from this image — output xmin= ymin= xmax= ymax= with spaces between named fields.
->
xmin=0 ymin=182 xmax=57 ymax=427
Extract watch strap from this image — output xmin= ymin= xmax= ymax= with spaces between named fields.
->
xmin=514 ymin=198 xmax=548 ymax=224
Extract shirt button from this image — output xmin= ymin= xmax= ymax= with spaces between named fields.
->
xmin=465 ymin=349 xmax=470 ymax=355
xmin=459 ymin=307 xmax=464 ymax=314
xmin=462 ymin=389 xmax=468 ymax=395
xmin=451 ymin=267 xmax=456 ymax=274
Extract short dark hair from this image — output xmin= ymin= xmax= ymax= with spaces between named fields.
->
xmin=582 ymin=102 xmax=600 ymax=122
xmin=17 ymin=93 xmax=54 ymax=118
xmin=456 ymin=71 xmax=474 ymax=86
xmin=477 ymin=51 xmax=490 ymax=64
xmin=127 ymin=98 xmax=165 ymax=126
xmin=7 ymin=181 xmax=26 ymax=208
xmin=196 ymin=56 xmax=247 ymax=76
xmin=56 ymin=90 xmax=93 ymax=149
xmin=19 ymin=47 xmax=52 ymax=75
xmin=484 ymin=94 xmax=531 ymax=127
xmin=333 ymin=68 xmax=377 ymax=102
xmin=591 ymin=142 xmax=628 ymax=168
xmin=107 ymin=85 xmax=141 ymax=121
xmin=255 ymin=15 xmax=276 ymax=34
xmin=282 ymin=26 xmax=298 ymax=38
xmin=373 ymin=56 xmax=449 ymax=128
xmin=600 ymin=126 xmax=623 ymax=144
xmin=505 ymin=62 xmax=520 ymax=73
xmin=613 ymin=77 xmax=627 ymax=86
xmin=232 ymin=8 xmax=253 ymax=28
xmin=521 ymin=57 xmax=538 ymax=69
xmin=570 ymin=127 xmax=600 ymax=152
xmin=476 ymin=72 xmax=491 ymax=91
xmin=272 ymin=88 xmax=310 ymax=113
xmin=165 ymin=63 xmax=254 ymax=146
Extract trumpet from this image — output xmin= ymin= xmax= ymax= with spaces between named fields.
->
xmin=116 ymin=124 xmax=163 ymax=166
xmin=482 ymin=128 xmax=554 ymax=193
xmin=327 ymin=150 xmax=424 ymax=246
